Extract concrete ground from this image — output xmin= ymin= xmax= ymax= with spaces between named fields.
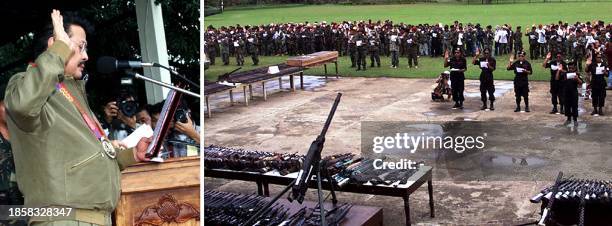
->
xmin=204 ymin=76 xmax=612 ymax=225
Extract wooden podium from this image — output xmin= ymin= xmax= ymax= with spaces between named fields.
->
xmin=115 ymin=157 xmax=200 ymax=226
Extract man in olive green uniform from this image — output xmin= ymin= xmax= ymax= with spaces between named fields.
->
xmin=5 ymin=10 xmax=149 ymax=226
xmin=573 ymin=30 xmax=587 ymax=72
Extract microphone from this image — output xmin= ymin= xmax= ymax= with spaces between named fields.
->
xmin=96 ymin=56 xmax=154 ymax=74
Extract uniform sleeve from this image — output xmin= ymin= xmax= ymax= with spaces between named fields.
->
xmin=490 ymin=58 xmax=497 ymax=71
xmin=5 ymin=42 xmax=72 ymax=132
xmin=461 ymin=58 xmax=467 ymax=70
xmin=116 ymin=148 xmax=138 ymax=171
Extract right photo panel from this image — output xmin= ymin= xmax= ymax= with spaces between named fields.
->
xmin=203 ymin=0 xmax=612 ymax=225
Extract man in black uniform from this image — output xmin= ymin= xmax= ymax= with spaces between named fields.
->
xmin=585 ymin=54 xmax=609 ymax=116
xmin=507 ymin=51 xmax=533 ymax=112
xmin=444 ymin=48 xmax=467 ymax=109
xmin=526 ymin=26 xmax=538 ymax=60
xmin=543 ymin=52 xmax=567 ymax=114
xmin=472 ymin=48 xmax=496 ymax=110
xmin=560 ymin=62 xmax=583 ymax=126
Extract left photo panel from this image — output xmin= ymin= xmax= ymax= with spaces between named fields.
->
xmin=0 ymin=1 xmax=201 ymax=225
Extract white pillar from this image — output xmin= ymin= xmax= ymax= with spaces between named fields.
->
xmin=135 ymin=0 xmax=171 ymax=104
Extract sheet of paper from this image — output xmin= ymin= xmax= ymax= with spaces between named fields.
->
xmin=121 ymin=125 xmax=154 ymax=148
xmin=516 ymin=67 xmax=525 ymax=73
xmin=356 ymin=40 xmax=362 ymax=46
xmin=187 ymin=146 xmax=199 ymax=157
xmin=551 ymin=65 xmax=559 ymax=70
xmin=566 ymin=72 xmax=576 ymax=79
xmin=233 ymin=41 xmax=239 ymax=47
xmin=596 ymin=67 xmax=605 ymax=75
xmin=480 ymin=61 xmax=488 ymax=68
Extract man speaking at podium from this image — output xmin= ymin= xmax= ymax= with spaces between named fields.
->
xmin=4 ymin=10 xmax=150 ymax=226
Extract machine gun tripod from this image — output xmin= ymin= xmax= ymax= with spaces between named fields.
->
xmin=242 ymin=93 xmax=343 ymax=226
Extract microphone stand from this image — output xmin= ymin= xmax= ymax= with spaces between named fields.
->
xmin=152 ymin=63 xmax=200 ymax=89
xmin=126 ymin=71 xmax=201 ymax=98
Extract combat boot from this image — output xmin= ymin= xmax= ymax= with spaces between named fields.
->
xmin=591 ymin=108 xmax=598 ymax=116
xmin=598 ymin=107 xmax=604 ymax=116
xmin=489 ymin=100 xmax=495 ymax=110
xmin=549 ymin=105 xmax=558 ymax=114
xmin=481 ymin=101 xmax=487 ymax=110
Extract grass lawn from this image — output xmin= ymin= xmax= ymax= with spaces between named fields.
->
xmin=206 ymin=54 xmax=559 ymax=82
xmin=204 ymin=2 xmax=611 ymax=81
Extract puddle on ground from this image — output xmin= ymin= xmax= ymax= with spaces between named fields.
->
xmin=361 ymin=121 xmax=612 ymax=181
xmin=480 ymin=153 xmax=547 ymax=167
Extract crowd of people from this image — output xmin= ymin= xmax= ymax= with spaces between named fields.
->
xmin=205 ymin=19 xmax=610 ymax=70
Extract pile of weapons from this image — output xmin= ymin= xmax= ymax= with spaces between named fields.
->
xmin=531 ymin=172 xmax=612 ymax=226
xmin=333 ymin=158 xmax=421 ymax=187
xmin=204 ymin=190 xmax=352 ymax=226
xmin=204 ymin=145 xmax=303 ymax=175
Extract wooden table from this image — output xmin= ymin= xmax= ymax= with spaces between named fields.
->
xmin=225 ymin=64 xmax=305 ymax=106
xmin=287 ymin=51 xmax=339 ymax=79
xmin=204 ymin=82 xmax=235 ymax=118
xmin=204 ymin=166 xmax=434 ymax=226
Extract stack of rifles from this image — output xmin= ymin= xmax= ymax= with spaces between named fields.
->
xmin=204 ymin=145 xmax=422 ymax=187
xmin=531 ymin=172 xmax=612 ymax=226
xmin=204 ymin=190 xmax=352 ymax=226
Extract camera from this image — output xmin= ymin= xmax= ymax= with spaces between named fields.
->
xmin=116 ymin=97 xmax=139 ymax=117
xmin=174 ymin=108 xmax=189 ymax=123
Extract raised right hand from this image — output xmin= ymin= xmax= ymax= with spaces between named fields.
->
xmin=51 ymin=9 xmax=75 ymax=51
xmin=546 ymin=52 xmax=552 ymax=60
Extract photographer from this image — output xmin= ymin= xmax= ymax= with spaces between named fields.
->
xmin=150 ymin=101 xmax=200 ymax=158
xmin=101 ymin=89 xmax=140 ymax=140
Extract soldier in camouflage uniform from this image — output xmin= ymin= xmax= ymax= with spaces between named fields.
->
xmin=219 ymin=35 xmax=231 ymax=65
xmin=483 ymin=25 xmax=495 ymax=55
xmin=513 ymin=26 xmax=523 ymax=55
xmin=388 ymin=30 xmax=400 ymax=68
xmin=234 ymin=36 xmax=245 ymax=66
xmin=573 ymin=30 xmax=587 ymax=72
xmin=442 ymin=25 xmax=452 ymax=54
xmin=246 ymin=32 xmax=260 ymax=66
xmin=355 ymin=29 xmax=368 ymax=71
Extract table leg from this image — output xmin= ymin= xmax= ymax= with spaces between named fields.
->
xmin=243 ymin=85 xmax=249 ymax=106
xmin=263 ymin=182 xmax=270 ymax=197
xmin=278 ymin=77 xmax=282 ymax=89
xmin=205 ymin=95 xmax=211 ymax=118
xmin=249 ymin=84 xmax=254 ymax=100
xmin=403 ymin=195 xmax=411 ymax=226
xmin=300 ymin=72 xmax=304 ymax=89
xmin=290 ymin=74 xmax=295 ymax=91
xmin=229 ymin=89 xmax=234 ymax=106
xmin=335 ymin=61 xmax=339 ymax=78
xmin=257 ymin=181 xmax=263 ymax=196
xmin=262 ymin=81 xmax=267 ymax=101
xmin=428 ymin=180 xmax=435 ymax=218
xmin=324 ymin=64 xmax=328 ymax=79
